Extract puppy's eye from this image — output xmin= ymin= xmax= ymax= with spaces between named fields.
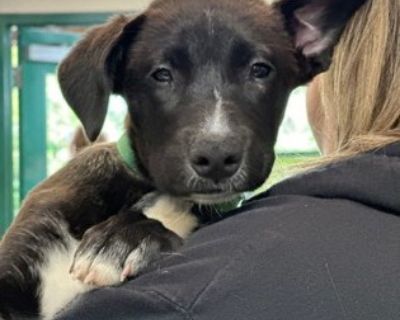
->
xmin=152 ymin=68 xmax=173 ymax=83
xmin=250 ymin=63 xmax=272 ymax=79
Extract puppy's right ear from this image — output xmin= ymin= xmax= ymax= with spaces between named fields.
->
xmin=276 ymin=0 xmax=367 ymax=82
xmin=58 ymin=15 xmax=146 ymax=141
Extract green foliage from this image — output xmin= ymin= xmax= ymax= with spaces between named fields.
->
xmin=256 ymin=153 xmax=319 ymax=194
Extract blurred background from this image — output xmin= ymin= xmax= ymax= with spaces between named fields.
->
xmin=0 ymin=0 xmax=318 ymax=235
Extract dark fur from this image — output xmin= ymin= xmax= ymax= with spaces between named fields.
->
xmin=0 ymin=0 xmax=366 ymax=318
xmin=0 ymin=145 xmax=155 ymax=318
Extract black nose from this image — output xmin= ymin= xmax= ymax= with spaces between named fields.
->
xmin=190 ymin=142 xmax=243 ymax=182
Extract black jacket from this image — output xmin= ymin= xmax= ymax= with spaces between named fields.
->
xmin=57 ymin=143 xmax=400 ymax=320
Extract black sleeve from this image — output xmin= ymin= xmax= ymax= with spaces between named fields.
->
xmin=56 ymin=195 xmax=400 ymax=320
xmin=56 ymin=288 xmax=191 ymax=320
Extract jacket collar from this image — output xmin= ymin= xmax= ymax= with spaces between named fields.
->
xmin=267 ymin=143 xmax=400 ymax=215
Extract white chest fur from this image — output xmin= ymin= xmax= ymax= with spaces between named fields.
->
xmin=143 ymin=195 xmax=199 ymax=239
xmin=39 ymin=234 xmax=91 ymax=320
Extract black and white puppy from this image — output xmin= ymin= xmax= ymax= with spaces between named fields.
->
xmin=0 ymin=0 xmax=366 ymax=319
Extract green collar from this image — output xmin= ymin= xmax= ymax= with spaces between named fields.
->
xmin=117 ymin=133 xmax=244 ymax=213
xmin=117 ymin=133 xmax=144 ymax=180
xmin=214 ymin=196 xmax=244 ymax=212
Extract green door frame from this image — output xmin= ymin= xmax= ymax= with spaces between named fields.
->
xmin=0 ymin=13 xmax=112 ymax=235
xmin=18 ymin=27 xmax=81 ymax=198
xmin=0 ymin=21 xmax=13 ymax=236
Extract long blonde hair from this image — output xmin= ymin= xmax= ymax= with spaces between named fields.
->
xmin=318 ymin=0 xmax=400 ymax=160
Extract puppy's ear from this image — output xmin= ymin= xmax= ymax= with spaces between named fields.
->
xmin=277 ymin=0 xmax=366 ymax=81
xmin=58 ymin=15 xmax=146 ymax=141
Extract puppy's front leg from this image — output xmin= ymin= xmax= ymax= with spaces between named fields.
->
xmin=70 ymin=210 xmax=182 ymax=288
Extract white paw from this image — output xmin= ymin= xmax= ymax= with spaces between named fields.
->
xmin=70 ymin=255 xmax=121 ymax=287
xmin=70 ymin=239 xmax=162 ymax=287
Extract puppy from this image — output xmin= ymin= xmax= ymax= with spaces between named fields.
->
xmin=0 ymin=0 xmax=366 ymax=319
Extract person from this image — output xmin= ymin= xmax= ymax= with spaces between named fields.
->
xmin=56 ymin=0 xmax=400 ymax=319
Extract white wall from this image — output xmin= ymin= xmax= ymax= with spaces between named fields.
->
xmin=0 ymin=0 xmax=153 ymax=14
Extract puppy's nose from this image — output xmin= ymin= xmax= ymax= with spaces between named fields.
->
xmin=190 ymin=142 xmax=243 ymax=182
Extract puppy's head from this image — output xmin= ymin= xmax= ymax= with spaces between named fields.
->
xmin=59 ymin=0 xmax=365 ymax=203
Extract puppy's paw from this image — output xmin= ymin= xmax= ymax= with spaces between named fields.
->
xmin=70 ymin=252 xmax=121 ymax=287
xmin=70 ymin=215 xmax=182 ymax=288
xmin=120 ymin=239 xmax=162 ymax=282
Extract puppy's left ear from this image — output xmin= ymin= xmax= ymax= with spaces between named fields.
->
xmin=277 ymin=0 xmax=367 ymax=81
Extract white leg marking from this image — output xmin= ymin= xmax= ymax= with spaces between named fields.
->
xmin=203 ymin=89 xmax=231 ymax=135
xmin=40 ymin=236 xmax=91 ymax=320
xmin=143 ymin=195 xmax=198 ymax=239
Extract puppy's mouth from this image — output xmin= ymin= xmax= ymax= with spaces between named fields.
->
xmin=181 ymin=169 xmax=254 ymax=205
xmin=187 ymin=192 xmax=240 ymax=205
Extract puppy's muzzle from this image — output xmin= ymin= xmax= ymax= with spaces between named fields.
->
xmin=189 ymin=135 xmax=244 ymax=183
